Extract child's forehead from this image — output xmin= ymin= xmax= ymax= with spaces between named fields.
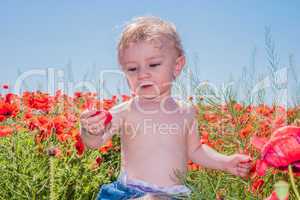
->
xmin=121 ymin=39 xmax=174 ymax=60
xmin=128 ymin=39 xmax=166 ymax=51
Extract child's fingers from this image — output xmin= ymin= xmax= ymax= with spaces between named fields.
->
xmin=104 ymin=122 xmax=112 ymax=132
xmin=90 ymin=122 xmax=105 ymax=131
xmin=237 ymin=163 xmax=251 ymax=178
xmin=237 ymin=167 xmax=250 ymax=177
xmin=238 ymin=162 xmax=252 ymax=169
xmin=87 ymin=124 xmax=104 ymax=135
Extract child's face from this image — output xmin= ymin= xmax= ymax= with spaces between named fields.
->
xmin=120 ymin=39 xmax=184 ymax=99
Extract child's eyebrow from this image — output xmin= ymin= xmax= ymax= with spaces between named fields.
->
xmin=123 ymin=61 xmax=138 ymax=66
xmin=145 ymin=55 xmax=164 ymax=61
xmin=123 ymin=56 xmax=164 ymax=65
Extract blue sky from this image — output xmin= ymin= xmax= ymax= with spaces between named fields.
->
xmin=0 ymin=1 xmax=299 ymax=102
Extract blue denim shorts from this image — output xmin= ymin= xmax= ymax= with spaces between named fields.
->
xmin=96 ymin=180 xmax=145 ymax=200
xmin=96 ymin=172 xmax=191 ymax=200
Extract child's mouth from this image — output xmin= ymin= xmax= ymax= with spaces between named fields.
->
xmin=141 ymin=84 xmax=153 ymax=89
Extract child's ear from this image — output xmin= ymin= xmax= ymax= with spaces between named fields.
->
xmin=174 ymin=55 xmax=186 ymax=77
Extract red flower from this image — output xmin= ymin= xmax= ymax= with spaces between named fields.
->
xmin=96 ymin=156 xmax=103 ymax=165
xmin=74 ymin=91 xmax=82 ymax=98
xmin=22 ymin=91 xmax=53 ymax=112
xmin=27 ymin=115 xmax=54 ymax=143
xmin=233 ymin=103 xmax=243 ymax=112
xmin=52 ymin=115 xmax=73 ymax=135
xmin=251 ymin=126 xmax=300 ymax=176
xmin=203 ymin=113 xmax=218 ymax=122
xmin=256 ymin=104 xmax=273 ymax=117
xmin=0 ymin=101 xmax=19 ymax=121
xmin=121 ymin=95 xmax=131 ymax=102
xmin=2 ymin=84 xmax=9 ymax=89
xmin=57 ymin=133 xmax=71 ymax=142
xmin=0 ymin=126 xmax=13 ymax=137
xmin=102 ymin=98 xmax=117 ymax=110
xmin=239 ymin=124 xmax=253 ymax=138
xmin=200 ymin=131 xmax=209 ymax=144
xmin=251 ymin=178 xmax=264 ymax=193
xmin=74 ymin=135 xmax=85 ymax=156
xmin=99 ymin=140 xmax=113 ymax=154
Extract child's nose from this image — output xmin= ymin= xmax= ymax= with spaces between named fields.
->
xmin=137 ymin=68 xmax=151 ymax=80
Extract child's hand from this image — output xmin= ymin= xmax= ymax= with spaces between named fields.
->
xmin=225 ymin=154 xmax=252 ymax=178
xmin=80 ymin=110 xmax=112 ymax=136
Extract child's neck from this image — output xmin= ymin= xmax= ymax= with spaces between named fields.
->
xmin=134 ymin=94 xmax=177 ymax=112
xmin=135 ymin=94 xmax=172 ymax=104
xmin=136 ymin=89 xmax=172 ymax=103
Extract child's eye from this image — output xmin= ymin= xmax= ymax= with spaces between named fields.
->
xmin=149 ymin=63 xmax=160 ymax=67
xmin=128 ymin=67 xmax=137 ymax=72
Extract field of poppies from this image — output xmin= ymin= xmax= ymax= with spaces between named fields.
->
xmin=0 ymin=84 xmax=299 ymax=199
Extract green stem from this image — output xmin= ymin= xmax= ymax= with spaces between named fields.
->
xmin=49 ymin=157 xmax=56 ymax=200
xmin=32 ymin=189 xmax=36 ymax=200
xmin=288 ymin=165 xmax=300 ymax=200
xmin=11 ymin=130 xmax=19 ymax=194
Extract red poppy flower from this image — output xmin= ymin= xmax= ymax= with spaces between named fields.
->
xmin=74 ymin=134 xmax=85 ymax=156
xmin=121 ymin=95 xmax=131 ymax=102
xmin=22 ymin=91 xmax=53 ymax=112
xmin=200 ymin=131 xmax=209 ymax=144
xmin=0 ymin=126 xmax=13 ymax=137
xmin=239 ymin=124 xmax=253 ymax=138
xmin=251 ymin=126 xmax=300 ymax=176
xmin=0 ymin=101 xmax=19 ymax=121
xmin=96 ymin=156 xmax=103 ymax=165
xmin=2 ymin=84 xmax=9 ymax=89
xmin=251 ymin=178 xmax=264 ymax=193
xmin=99 ymin=140 xmax=113 ymax=154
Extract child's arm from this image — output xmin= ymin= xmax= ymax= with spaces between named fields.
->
xmin=187 ymin=109 xmax=251 ymax=177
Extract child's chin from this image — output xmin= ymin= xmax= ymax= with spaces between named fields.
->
xmin=138 ymin=93 xmax=159 ymax=99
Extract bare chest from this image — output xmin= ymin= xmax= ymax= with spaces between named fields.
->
xmin=123 ymin=112 xmax=188 ymax=143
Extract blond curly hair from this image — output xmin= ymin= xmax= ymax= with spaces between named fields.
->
xmin=117 ymin=16 xmax=184 ymax=64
